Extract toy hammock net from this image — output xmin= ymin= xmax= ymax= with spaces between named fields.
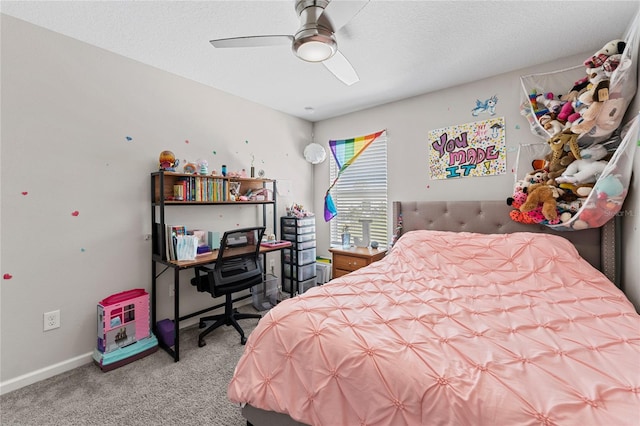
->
xmin=512 ymin=10 xmax=639 ymax=231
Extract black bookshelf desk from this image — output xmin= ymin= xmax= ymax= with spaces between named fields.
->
xmin=151 ymin=242 xmax=291 ymax=362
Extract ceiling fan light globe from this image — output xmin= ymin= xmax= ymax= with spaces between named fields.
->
xmin=297 ymin=40 xmax=335 ymax=62
xmin=293 ymin=28 xmax=337 ymax=62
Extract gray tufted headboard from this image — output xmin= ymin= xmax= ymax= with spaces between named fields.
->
xmin=392 ymin=200 xmax=620 ymax=286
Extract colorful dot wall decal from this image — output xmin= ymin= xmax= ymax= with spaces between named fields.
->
xmin=515 ymin=125 xmax=520 ymax=129
xmin=3 ymin=273 xmax=13 ymax=280
xmin=21 ymin=191 xmax=28 ymax=195
xmin=81 ymin=248 xmax=86 ymax=252
xmin=71 ymin=211 xmax=79 ymax=216
xmin=185 ymin=139 xmax=190 ymax=144
xmin=126 ymin=136 xmax=133 ymax=141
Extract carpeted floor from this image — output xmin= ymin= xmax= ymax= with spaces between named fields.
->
xmin=0 ymin=307 xmax=261 ymax=426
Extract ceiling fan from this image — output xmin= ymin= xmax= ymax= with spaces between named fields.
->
xmin=209 ymin=0 xmax=369 ymax=86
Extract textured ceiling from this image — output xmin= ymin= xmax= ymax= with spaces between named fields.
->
xmin=2 ymin=1 xmax=639 ymax=122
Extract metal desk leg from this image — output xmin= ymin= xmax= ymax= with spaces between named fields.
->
xmin=151 ymin=261 xmax=157 ymax=334
xmin=174 ymin=267 xmax=180 ymax=362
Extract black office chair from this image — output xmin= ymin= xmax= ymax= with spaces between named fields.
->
xmin=191 ymin=226 xmax=266 ymax=346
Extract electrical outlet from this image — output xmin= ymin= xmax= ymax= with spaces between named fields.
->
xmin=169 ymin=283 xmax=175 ymax=297
xmin=43 ymin=310 xmax=60 ymax=331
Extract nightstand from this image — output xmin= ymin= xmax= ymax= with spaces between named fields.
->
xmin=328 ymin=246 xmax=386 ymax=278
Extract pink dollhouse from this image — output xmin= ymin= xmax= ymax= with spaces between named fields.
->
xmin=93 ymin=288 xmax=158 ymax=371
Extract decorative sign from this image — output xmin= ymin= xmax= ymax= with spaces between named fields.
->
xmin=428 ymin=117 xmax=506 ymax=180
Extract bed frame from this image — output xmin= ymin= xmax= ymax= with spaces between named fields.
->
xmin=241 ymin=199 xmax=621 ymax=426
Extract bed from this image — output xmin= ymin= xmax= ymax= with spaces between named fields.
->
xmin=228 ymin=200 xmax=639 ymax=426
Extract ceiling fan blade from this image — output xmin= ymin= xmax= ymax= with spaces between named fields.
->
xmin=319 ymin=0 xmax=369 ymax=33
xmin=210 ymin=35 xmax=293 ymax=49
xmin=322 ymin=50 xmax=359 ymax=86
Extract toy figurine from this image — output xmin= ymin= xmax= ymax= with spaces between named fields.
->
xmin=197 ymin=159 xmax=208 ymax=175
xmin=183 ymin=162 xmax=197 ymax=174
xmin=159 ymin=151 xmax=179 ymax=171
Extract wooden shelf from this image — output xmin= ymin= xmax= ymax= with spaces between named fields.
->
xmin=151 ymin=171 xmax=274 ymax=204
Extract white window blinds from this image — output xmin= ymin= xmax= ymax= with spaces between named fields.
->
xmin=329 ymin=135 xmax=388 ymax=246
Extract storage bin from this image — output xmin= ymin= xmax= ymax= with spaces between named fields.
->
xmin=315 ymin=262 xmax=332 ymax=284
xmin=284 ymin=263 xmax=316 ymax=281
xmin=156 ymin=319 xmax=175 ymax=347
xmin=281 ymin=217 xmax=315 ymax=227
xmin=519 ymin=13 xmax=638 ymax=145
xmin=282 ymin=276 xmax=317 ymax=295
xmin=283 ymin=233 xmax=315 ymax=243
xmin=284 ymin=247 xmax=316 ymax=266
xmin=296 ymin=240 xmax=316 ymax=250
xmin=283 ymin=225 xmax=316 ymax=235
xmin=282 ymin=277 xmax=298 ymax=294
xmin=299 ymin=278 xmax=317 ymax=294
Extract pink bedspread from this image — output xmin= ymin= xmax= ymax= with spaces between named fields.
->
xmin=228 ymin=231 xmax=640 ymax=425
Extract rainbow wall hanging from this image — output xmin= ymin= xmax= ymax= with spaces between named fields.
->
xmin=324 ymin=130 xmax=386 ymax=221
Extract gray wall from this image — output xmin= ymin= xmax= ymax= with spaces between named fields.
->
xmin=0 ymin=15 xmax=313 ymax=392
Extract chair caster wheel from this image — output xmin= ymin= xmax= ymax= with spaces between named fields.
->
xmin=241 ymin=336 xmax=247 ymax=345
xmin=198 ymin=340 xmax=206 ymax=347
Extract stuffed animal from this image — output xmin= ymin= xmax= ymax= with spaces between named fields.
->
xmin=537 ymin=92 xmax=563 ymax=115
xmin=571 ymin=101 xmax=604 ymax=134
xmin=523 ymin=169 xmax=548 ymax=187
xmin=557 ymin=101 xmax=575 ymax=123
xmin=603 ymin=54 xmax=622 ymax=78
xmin=594 ymin=174 xmax=624 ymax=197
xmin=574 ymin=192 xmax=610 ymax=229
xmin=544 ymin=130 xmax=580 ymax=182
xmin=596 ymin=95 xmax=626 ymax=132
xmin=539 ymin=114 xmax=564 ymax=135
xmin=584 ymin=65 xmax=609 ymax=98
xmin=548 ymin=129 xmax=581 ymax=162
xmin=560 ymin=77 xmax=590 ymax=103
xmin=584 ymin=39 xmax=626 ymax=68
xmin=507 ymin=185 xmax=549 ymax=224
xmin=520 ymin=183 xmax=565 ymax=221
xmin=558 ymin=182 xmax=594 ymax=198
xmin=555 ymin=144 xmax=608 ymax=184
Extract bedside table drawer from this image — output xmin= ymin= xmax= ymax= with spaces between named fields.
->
xmin=333 ymin=254 xmax=368 ymax=271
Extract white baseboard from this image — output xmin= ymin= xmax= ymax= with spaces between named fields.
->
xmin=0 ymin=299 xmax=256 ymax=396
xmin=0 ymin=351 xmax=93 ymax=395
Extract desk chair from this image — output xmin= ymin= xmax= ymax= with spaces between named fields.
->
xmin=191 ymin=226 xmax=266 ymax=346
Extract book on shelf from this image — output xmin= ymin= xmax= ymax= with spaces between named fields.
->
xmin=196 ymin=245 xmax=213 ymax=257
xmin=208 ymin=231 xmax=221 ymax=250
xmin=165 ymin=225 xmax=187 ymax=261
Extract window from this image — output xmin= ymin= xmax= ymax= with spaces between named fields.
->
xmin=329 ymin=135 xmax=388 ymax=246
